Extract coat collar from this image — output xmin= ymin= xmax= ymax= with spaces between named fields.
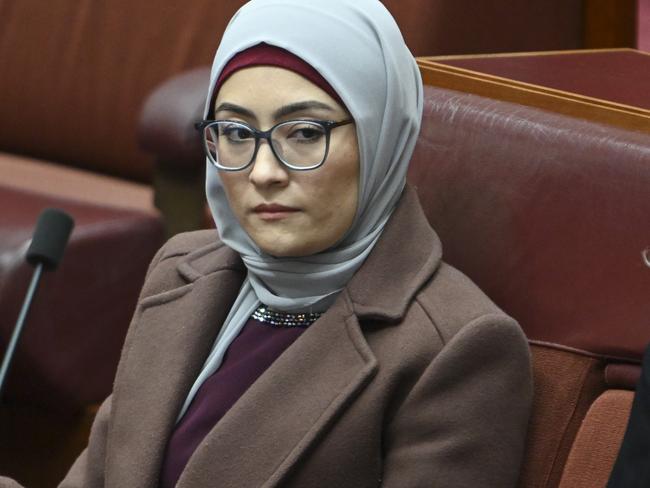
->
xmin=345 ymin=185 xmax=442 ymax=320
xmin=107 ymin=185 xmax=441 ymax=487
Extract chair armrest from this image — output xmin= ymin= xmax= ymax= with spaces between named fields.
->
xmin=138 ymin=67 xmax=211 ymax=171
xmin=137 ymin=67 xmax=212 ymax=236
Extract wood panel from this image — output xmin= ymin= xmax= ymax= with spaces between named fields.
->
xmin=584 ymin=0 xmax=637 ymax=48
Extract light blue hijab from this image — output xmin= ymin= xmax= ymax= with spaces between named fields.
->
xmin=178 ymin=0 xmax=423 ymax=421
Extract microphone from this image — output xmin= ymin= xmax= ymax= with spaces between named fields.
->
xmin=0 ymin=208 xmax=75 ymax=400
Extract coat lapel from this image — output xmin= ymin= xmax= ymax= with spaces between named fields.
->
xmin=176 ymin=290 xmax=378 ymax=488
xmin=105 ymin=244 xmax=245 ymax=488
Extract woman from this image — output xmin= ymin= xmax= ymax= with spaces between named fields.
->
xmin=0 ymin=1 xmax=532 ymax=487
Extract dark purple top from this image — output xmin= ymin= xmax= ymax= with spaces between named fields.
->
xmin=159 ymin=317 xmax=306 ymax=488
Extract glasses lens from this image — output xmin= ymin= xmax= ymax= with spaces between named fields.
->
xmin=272 ymin=121 xmax=327 ymax=168
xmin=205 ymin=122 xmax=256 ymax=169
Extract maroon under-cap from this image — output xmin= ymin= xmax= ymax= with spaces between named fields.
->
xmin=212 ymin=43 xmax=346 ymax=111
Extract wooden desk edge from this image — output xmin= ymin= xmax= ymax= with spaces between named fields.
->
xmin=417 ymin=52 xmax=650 ymax=134
xmin=419 ymin=47 xmax=646 ymax=61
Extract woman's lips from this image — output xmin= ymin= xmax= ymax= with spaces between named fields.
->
xmin=253 ymin=203 xmax=300 ymax=221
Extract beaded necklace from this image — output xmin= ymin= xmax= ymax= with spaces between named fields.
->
xmin=252 ymin=305 xmax=322 ymax=328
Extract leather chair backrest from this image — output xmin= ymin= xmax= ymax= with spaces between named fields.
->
xmin=409 ymin=85 xmax=650 ymax=361
xmin=408 ymin=85 xmax=650 ymax=487
xmin=0 ymin=0 xmax=247 ymax=182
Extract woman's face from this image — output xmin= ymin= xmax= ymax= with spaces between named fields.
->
xmin=215 ymin=66 xmax=360 ymax=257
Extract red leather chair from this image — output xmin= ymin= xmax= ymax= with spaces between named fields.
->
xmin=408 ymin=86 xmax=650 ymax=488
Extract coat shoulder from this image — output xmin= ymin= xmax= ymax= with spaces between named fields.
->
xmin=139 ymin=229 xmax=225 ymax=298
xmin=415 ymin=262 xmax=515 ymax=345
xmin=159 ymin=229 xmax=221 ymax=260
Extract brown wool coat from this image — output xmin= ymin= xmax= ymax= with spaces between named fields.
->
xmin=1 ymin=187 xmax=533 ymax=488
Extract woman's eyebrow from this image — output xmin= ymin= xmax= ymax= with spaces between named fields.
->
xmin=273 ymin=101 xmax=334 ymax=119
xmin=213 ymin=102 xmax=255 ymax=118
xmin=213 ymin=100 xmax=335 ymax=120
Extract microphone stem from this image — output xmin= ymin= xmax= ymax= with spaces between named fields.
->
xmin=0 ymin=263 xmax=44 ymax=400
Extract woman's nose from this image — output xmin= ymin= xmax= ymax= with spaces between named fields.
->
xmin=248 ymin=141 xmax=289 ymax=187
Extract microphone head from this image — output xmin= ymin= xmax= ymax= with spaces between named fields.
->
xmin=26 ymin=208 xmax=75 ymax=270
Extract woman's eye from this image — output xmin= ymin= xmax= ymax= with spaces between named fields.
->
xmin=288 ymin=125 xmax=325 ymax=142
xmin=221 ymin=126 xmax=253 ymax=142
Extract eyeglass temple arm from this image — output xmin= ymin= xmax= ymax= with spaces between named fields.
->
xmin=194 ymin=120 xmax=212 ymax=131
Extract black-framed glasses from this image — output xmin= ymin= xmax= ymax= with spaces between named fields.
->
xmin=194 ymin=118 xmax=354 ymax=171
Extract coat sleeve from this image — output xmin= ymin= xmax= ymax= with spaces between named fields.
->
xmin=380 ymin=314 xmax=533 ymax=488
xmin=55 ymin=241 xmax=170 ymax=488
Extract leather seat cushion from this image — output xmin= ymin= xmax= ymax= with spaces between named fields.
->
xmin=517 ymin=345 xmax=606 ymax=488
xmin=558 ymin=390 xmax=634 ymax=488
